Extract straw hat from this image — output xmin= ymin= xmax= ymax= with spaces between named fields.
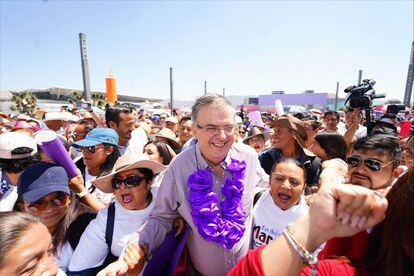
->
xmin=91 ymin=153 xmax=166 ymax=193
xmin=243 ymin=127 xmax=270 ymax=144
xmin=268 ymin=114 xmax=314 ymax=156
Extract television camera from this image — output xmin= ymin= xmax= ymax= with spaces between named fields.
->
xmin=344 ymin=79 xmax=385 ymax=109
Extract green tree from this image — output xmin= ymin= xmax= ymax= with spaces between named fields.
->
xmin=10 ymin=92 xmax=38 ymax=117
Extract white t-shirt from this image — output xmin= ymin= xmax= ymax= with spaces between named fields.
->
xmin=85 ymin=169 xmax=114 ymax=205
xmin=68 ymin=186 xmax=158 ymax=272
xmin=337 ymin=122 xmax=367 ymax=139
xmin=252 ymin=190 xmax=309 ymax=249
xmin=0 ymin=170 xmax=18 ymax=211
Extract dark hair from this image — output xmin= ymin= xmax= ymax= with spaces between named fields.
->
xmin=293 ymin=112 xmax=308 ymax=120
xmin=301 ymin=113 xmax=319 ymax=121
xmin=105 ymin=105 xmax=134 ymax=127
xmin=27 ymin=119 xmax=40 ymax=127
xmin=137 ymin=167 xmax=154 ymax=183
xmin=76 ymin=120 xmax=96 ymax=131
xmin=362 ymin=170 xmax=414 ymax=275
xmin=314 ymin=132 xmax=347 ymax=161
xmin=144 ymin=141 xmax=174 ymax=165
xmin=381 ymin=113 xmax=398 ymax=120
xmin=353 ymin=135 xmax=401 ymax=168
xmin=270 ymin=158 xmax=307 ymax=182
xmin=87 ymin=144 xmax=120 ymax=194
xmin=0 ymin=212 xmax=41 ymax=267
xmin=97 ymin=145 xmax=120 ymax=177
xmin=179 ymin=116 xmax=192 ymax=125
xmin=0 ymin=153 xmax=40 ymax=173
xmin=15 ymin=194 xmax=85 ymax=254
xmin=370 ymin=126 xmax=398 ymax=137
xmin=323 ymin=110 xmax=340 ymax=120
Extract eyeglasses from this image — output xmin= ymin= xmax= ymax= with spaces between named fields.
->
xmin=346 ymin=156 xmax=394 ymax=172
xmin=25 ymin=192 xmax=69 ymax=212
xmin=80 ymin=145 xmax=107 ymax=154
xmin=196 ymin=124 xmax=235 ymax=135
xmin=111 ymin=176 xmax=146 ymax=190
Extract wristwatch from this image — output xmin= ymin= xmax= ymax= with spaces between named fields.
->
xmin=77 ymin=189 xmax=89 ymax=199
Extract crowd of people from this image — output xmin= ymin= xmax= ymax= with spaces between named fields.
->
xmin=0 ymin=95 xmax=413 ymax=275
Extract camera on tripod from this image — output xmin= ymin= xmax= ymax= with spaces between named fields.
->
xmin=344 ymin=79 xmax=385 ymax=109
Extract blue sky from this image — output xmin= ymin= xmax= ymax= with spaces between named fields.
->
xmin=1 ymin=0 xmax=412 ymax=102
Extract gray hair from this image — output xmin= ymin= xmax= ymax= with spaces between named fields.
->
xmin=191 ymin=94 xmax=233 ymax=124
xmin=0 ymin=212 xmax=41 ymax=267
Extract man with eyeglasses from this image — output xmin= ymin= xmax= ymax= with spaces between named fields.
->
xmin=319 ymin=134 xmax=403 ymax=261
xmin=346 ymin=134 xmax=402 ymax=192
xmin=98 ymin=94 xmax=269 ymax=276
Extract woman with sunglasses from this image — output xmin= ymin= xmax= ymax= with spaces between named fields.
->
xmin=16 ymin=162 xmax=88 ymax=272
xmin=68 ymin=153 xmax=166 ymax=274
xmin=72 ymin=128 xmax=120 ymax=211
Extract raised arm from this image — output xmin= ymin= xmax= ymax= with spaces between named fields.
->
xmin=230 ymin=164 xmax=388 ymax=276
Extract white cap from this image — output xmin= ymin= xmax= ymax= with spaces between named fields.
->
xmin=44 ymin=112 xmax=68 ymax=122
xmin=165 ymin=117 xmax=178 ymax=124
xmin=235 ymin=116 xmax=243 ymax=124
xmin=0 ymin=132 xmax=38 ymax=159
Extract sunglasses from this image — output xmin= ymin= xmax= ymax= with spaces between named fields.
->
xmin=346 ymin=156 xmax=394 ymax=172
xmin=25 ymin=192 xmax=69 ymax=212
xmin=111 ymin=176 xmax=146 ymax=190
xmin=80 ymin=145 xmax=107 ymax=154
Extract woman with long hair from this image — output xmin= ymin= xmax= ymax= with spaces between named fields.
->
xmin=308 ymin=132 xmax=347 ymax=161
xmin=144 ymin=140 xmax=175 ymax=165
xmin=73 ymin=128 xmax=120 ymax=210
xmin=16 ymin=162 xmax=89 ymax=272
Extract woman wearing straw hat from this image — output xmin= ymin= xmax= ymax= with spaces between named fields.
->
xmin=68 ymin=153 xmax=166 ymax=274
xmin=243 ymin=127 xmax=270 ymax=154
